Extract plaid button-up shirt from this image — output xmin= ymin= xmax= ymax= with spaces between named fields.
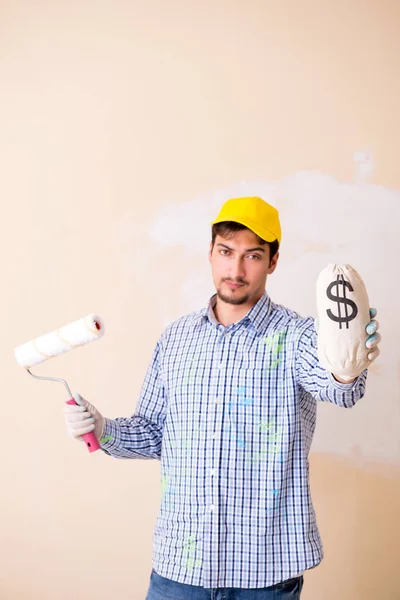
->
xmin=101 ymin=291 xmax=367 ymax=588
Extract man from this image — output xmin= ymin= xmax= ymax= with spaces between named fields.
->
xmin=64 ymin=197 xmax=380 ymax=599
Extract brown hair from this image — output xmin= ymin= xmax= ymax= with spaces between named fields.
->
xmin=211 ymin=221 xmax=279 ymax=264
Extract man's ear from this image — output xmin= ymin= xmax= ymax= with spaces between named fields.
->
xmin=208 ymin=241 xmax=213 ymax=263
xmin=268 ymin=251 xmax=279 ymax=274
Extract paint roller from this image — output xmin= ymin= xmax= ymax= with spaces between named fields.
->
xmin=14 ymin=314 xmax=105 ymax=453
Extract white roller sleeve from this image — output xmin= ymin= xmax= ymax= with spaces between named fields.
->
xmin=14 ymin=314 xmax=105 ymax=369
xmin=316 ymin=264 xmax=371 ymax=380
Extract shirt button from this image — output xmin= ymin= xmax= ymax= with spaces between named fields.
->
xmin=212 ymin=433 xmax=217 ymax=439
xmin=218 ymin=363 xmax=222 ymax=369
xmin=215 ymin=397 xmax=218 ymax=403
xmin=210 ymin=469 xmax=215 ymax=476
xmin=210 ymin=505 xmax=215 ymax=511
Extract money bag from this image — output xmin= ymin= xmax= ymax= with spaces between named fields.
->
xmin=316 ymin=264 xmax=371 ymax=380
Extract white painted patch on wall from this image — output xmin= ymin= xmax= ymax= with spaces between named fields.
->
xmin=115 ymin=167 xmax=399 ymax=464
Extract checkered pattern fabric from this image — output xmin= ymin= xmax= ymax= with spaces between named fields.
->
xmin=101 ymin=292 xmax=367 ymax=588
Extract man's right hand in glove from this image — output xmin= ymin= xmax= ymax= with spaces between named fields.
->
xmin=63 ymin=393 xmax=106 ymax=442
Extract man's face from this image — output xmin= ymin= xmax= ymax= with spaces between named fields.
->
xmin=208 ymin=229 xmax=279 ymax=306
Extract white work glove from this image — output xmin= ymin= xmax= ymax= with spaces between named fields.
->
xmin=63 ymin=393 xmax=105 ymax=442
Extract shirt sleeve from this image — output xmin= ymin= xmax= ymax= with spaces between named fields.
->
xmin=99 ymin=338 xmax=167 ymax=459
xmin=295 ymin=318 xmax=368 ymax=407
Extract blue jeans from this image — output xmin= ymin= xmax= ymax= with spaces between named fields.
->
xmin=146 ymin=569 xmax=304 ymax=599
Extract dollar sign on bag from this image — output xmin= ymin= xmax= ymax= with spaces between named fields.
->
xmin=326 ymin=275 xmax=358 ymax=329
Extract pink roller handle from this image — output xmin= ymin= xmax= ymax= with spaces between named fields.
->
xmin=66 ymin=398 xmax=101 ymax=453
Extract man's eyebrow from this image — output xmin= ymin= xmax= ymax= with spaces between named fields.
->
xmin=216 ymin=243 xmax=266 ymax=253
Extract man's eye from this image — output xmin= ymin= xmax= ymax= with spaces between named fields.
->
xmin=220 ymin=250 xmax=230 ymax=256
xmin=248 ymin=254 xmax=260 ymax=260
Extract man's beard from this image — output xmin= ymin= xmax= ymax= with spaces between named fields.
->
xmin=217 ymin=283 xmax=250 ymax=305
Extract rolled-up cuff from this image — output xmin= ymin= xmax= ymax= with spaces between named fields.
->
xmin=99 ymin=418 xmax=121 ymax=452
xmin=327 ymin=369 xmax=367 ymax=391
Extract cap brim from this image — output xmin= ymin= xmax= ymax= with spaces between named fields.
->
xmin=210 ymin=216 xmax=279 ymax=243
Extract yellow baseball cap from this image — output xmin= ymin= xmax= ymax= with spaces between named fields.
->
xmin=211 ymin=196 xmax=281 ymax=244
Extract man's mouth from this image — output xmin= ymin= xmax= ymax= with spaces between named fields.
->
xmin=225 ymin=281 xmax=245 ymax=290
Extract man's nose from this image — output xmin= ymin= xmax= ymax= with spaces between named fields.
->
xmin=229 ymin=258 xmax=245 ymax=280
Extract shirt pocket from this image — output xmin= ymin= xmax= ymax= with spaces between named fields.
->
xmin=235 ymin=365 xmax=281 ymax=418
xmin=165 ymin=348 xmax=210 ymax=406
xmin=226 ymin=366 xmax=284 ymax=462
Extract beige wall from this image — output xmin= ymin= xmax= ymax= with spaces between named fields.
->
xmin=1 ymin=1 xmax=399 ymax=598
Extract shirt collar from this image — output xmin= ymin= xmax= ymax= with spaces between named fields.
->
xmin=194 ymin=290 xmax=272 ymax=334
